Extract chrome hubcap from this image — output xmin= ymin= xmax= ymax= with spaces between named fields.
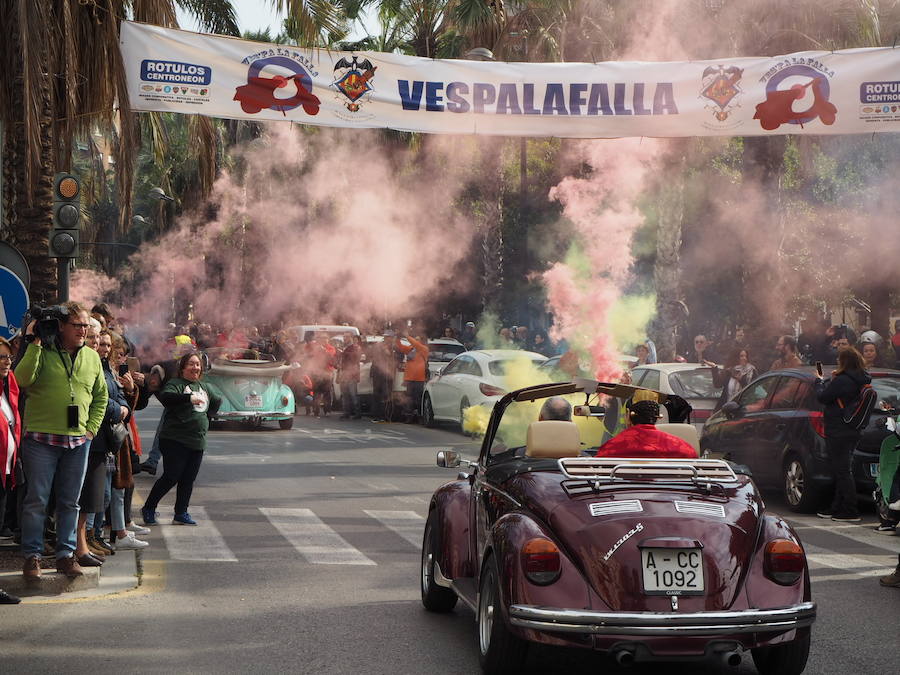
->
xmin=422 ymin=531 xmax=432 ymax=592
xmin=479 ymin=578 xmax=494 ymax=654
xmin=786 ymin=461 xmax=804 ymax=505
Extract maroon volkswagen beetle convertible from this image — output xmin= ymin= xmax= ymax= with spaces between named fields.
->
xmin=421 ymin=381 xmax=815 ymax=674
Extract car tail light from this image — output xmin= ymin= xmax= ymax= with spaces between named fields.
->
xmin=479 ymin=383 xmax=506 ymax=397
xmin=764 ymin=539 xmax=804 ymax=585
xmin=281 ymin=396 xmax=290 ymax=407
xmin=692 ymin=409 xmax=711 ymax=421
xmin=809 ymin=411 xmax=825 ymax=437
xmin=522 ymin=538 xmax=561 ymax=585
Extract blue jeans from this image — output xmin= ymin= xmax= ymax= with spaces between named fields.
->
xmin=21 ymin=437 xmax=90 ymax=559
xmin=341 ymin=381 xmax=360 ymax=416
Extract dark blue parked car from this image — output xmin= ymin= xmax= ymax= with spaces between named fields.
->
xmin=700 ymin=366 xmax=900 ymax=512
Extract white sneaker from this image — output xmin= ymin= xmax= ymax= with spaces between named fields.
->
xmin=126 ymin=523 xmax=151 ymax=536
xmin=889 ymin=499 xmax=900 ymax=511
xmin=113 ymin=531 xmax=149 ymax=550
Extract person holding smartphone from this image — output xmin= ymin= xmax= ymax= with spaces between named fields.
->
xmin=814 ymin=347 xmax=870 ymax=522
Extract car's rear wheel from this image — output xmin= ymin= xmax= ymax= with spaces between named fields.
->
xmin=459 ymin=398 xmax=470 ymax=435
xmin=278 ymin=418 xmax=294 ymax=430
xmin=422 ymin=394 xmax=435 ymax=428
xmin=751 ymin=629 xmax=810 ymax=675
xmin=783 ymin=455 xmax=823 ymax=513
xmin=420 ymin=512 xmax=457 ymax=612
xmin=478 ymin=556 xmax=527 ymax=674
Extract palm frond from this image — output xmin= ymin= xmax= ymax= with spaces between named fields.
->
xmin=177 ymin=0 xmax=240 ymax=36
xmin=188 ymin=115 xmax=217 ymax=197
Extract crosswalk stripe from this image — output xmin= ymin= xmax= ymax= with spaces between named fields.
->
xmin=160 ymin=506 xmax=237 ymax=562
xmin=260 ymin=507 xmax=376 ymax=565
xmin=364 ymin=510 xmax=425 ymax=548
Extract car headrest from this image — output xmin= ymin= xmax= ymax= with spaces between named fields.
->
xmin=655 ymin=423 xmax=700 ymax=453
xmin=525 ymin=421 xmax=582 ymax=459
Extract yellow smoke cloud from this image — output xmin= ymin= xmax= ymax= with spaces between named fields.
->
xmin=460 ymin=354 xmax=607 ymax=447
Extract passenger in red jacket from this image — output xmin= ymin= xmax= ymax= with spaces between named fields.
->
xmin=595 ymin=397 xmax=698 ymax=459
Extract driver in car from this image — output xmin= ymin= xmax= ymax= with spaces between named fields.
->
xmin=594 ymin=391 xmax=698 ymax=459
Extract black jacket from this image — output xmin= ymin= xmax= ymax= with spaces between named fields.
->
xmin=91 ymin=359 xmax=130 ymax=454
xmin=815 ymin=369 xmax=871 ymax=438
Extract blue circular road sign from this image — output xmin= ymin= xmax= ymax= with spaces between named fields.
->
xmin=0 ymin=265 xmax=30 ymax=339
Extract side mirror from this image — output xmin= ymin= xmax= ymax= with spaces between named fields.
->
xmin=437 ymin=450 xmax=461 ymax=468
xmin=433 ymin=366 xmax=444 ymax=377
xmin=721 ymin=401 xmax=741 ymax=419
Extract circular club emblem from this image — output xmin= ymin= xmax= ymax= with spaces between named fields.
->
xmin=234 ymin=56 xmax=320 ymax=116
xmin=765 ymin=65 xmax=833 ymax=126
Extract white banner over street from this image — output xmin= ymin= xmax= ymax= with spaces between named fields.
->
xmin=121 ymin=21 xmax=900 ymax=138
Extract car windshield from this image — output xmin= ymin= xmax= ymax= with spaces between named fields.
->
xmin=488 ymin=358 xmax=545 ymax=376
xmin=428 ymin=343 xmax=465 ymax=362
xmin=487 ymin=395 xmax=607 ymax=464
xmin=872 ymin=376 xmax=900 ymax=411
xmin=671 ymin=369 xmax=719 ymax=398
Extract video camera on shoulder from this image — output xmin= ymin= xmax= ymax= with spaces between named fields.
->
xmin=24 ymin=304 xmax=70 ymax=344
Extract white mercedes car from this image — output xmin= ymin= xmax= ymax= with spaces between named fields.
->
xmin=422 ymin=349 xmax=547 ymax=432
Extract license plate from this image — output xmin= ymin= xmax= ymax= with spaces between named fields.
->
xmin=641 ymin=547 xmax=704 ymax=595
xmin=244 ymin=394 xmax=263 ymax=408
xmin=870 ymin=463 xmax=880 ymax=478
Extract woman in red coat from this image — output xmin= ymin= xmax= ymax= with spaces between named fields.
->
xmin=0 ymin=336 xmax=22 ymax=603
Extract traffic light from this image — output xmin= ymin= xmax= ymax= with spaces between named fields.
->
xmin=49 ymin=172 xmax=80 ymax=258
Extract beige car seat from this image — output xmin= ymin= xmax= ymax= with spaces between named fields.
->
xmin=655 ymin=423 xmax=700 ymax=454
xmin=525 ymin=421 xmax=582 ymax=459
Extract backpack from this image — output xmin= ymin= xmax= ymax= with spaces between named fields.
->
xmin=839 ymin=383 xmax=878 ymax=430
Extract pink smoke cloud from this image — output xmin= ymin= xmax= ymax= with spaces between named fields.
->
xmin=543 ymin=138 xmax=663 ymax=381
xmin=91 ymin=124 xmax=479 ymax=338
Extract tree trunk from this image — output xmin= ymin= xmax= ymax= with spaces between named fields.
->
xmin=868 ymin=284 xmax=892 ymax=339
xmin=650 ymin=156 xmax=686 ymax=362
xmin=3 ymin=20 xmax=56 ymax=305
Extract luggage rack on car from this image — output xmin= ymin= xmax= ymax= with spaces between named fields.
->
xmin=558 ymin=458 xmax=739 ymax=495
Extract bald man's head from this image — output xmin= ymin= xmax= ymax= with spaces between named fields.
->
xmin=539 ymin=396 xmax=572 ymax=421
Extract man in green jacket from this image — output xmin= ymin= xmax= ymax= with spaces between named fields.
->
xmin=15 ymin=302 xmax=108 ymax=579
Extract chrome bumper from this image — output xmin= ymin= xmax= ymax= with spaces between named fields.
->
xmin=214 ymin=412 xmax=291 ymax=419
xmin=509 ymin=602 xmax=816 ymax=636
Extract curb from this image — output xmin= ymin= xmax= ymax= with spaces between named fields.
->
xmin=1 ymin=565 xmax=100 ymax=596
xmin=0 ymin=549 xmax=143 ymax=602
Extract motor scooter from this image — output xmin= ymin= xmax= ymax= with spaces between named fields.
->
xmin=875 ymin=415 xmax=900 ymax=530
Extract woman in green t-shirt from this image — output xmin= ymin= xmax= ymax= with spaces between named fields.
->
xmin=141 ymin=353 xmax=221 ymax=526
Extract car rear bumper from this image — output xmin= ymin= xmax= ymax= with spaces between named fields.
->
xmin=508 ymin=602 xmax=816 ymax=636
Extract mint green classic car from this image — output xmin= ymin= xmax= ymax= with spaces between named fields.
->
xmin=202 ymin=349 xmax=296 ymax=429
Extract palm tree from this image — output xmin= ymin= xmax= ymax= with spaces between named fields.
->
xmin=0 ymin=1 xmax=237 ymax=303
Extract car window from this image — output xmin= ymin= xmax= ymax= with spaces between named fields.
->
xmin=631 ymin=368 xmax=648 ymax=386
xmin=769 ymin=377 xmax=806 ymax=410
xmin=872 ymin=376 xmax=900 ymax=411
xmin=442 ymin=357 xmax=465 ymax=375
xmin=488 ymin=359 xmax=543 ymax=377
xmin=428 ymin=343 xmax=466 ymax=362
xmin=638 ymin=369 xmax=660 ymax=391
xmin=539 ymin=356 xmax=561 ymax=371
xmin=737 ymin=376 xmax=779 ymax=412
xmin=464 ymin=358 xmax=484 ymax=377
xmin=670 ymin=368 xmax=719 ymax=398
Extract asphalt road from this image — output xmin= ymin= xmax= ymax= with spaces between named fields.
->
xmin=2 ymin=403 xmax=898 ymax=674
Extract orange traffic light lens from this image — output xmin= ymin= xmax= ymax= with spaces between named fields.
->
xmin=58 ymin=177 xmax=78 ymax=199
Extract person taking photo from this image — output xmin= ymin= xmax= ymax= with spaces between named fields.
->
xmin=814 ymin=347 xmax=870 ymax=522
xmin=15 ymin=302 xmax=108 ymax=579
